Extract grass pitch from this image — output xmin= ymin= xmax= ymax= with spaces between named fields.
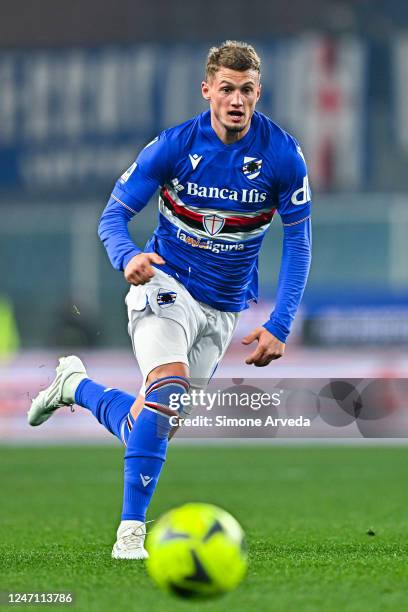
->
xmin=1 ymin=444 xmax=408 ymax=611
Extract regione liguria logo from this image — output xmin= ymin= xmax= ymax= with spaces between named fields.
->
xmin=242 ymin=156 xmax=262 ymax=180
xmin=203 ymin=214 xmax=225 ymax=236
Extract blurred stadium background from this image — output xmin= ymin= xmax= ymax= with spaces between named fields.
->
xmin=1 ymin=0 xmax=408 ymax=442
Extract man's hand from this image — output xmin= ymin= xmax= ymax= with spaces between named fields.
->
xmin=124 ymin=252 xmax=165 ymax=285
xmin=242 ymin=327 xmax=285 ymax=366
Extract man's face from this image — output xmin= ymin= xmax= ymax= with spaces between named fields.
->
xmin=201 ymin=67 xmax=261 ymax=135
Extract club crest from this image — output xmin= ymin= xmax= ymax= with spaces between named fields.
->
xmin=157 ymin=289 xmax=177 ymax=308
xmin=242 ymin=156 xmax=262 ymax=180
xmin=203 ymin=214 xmax=225 ymax=236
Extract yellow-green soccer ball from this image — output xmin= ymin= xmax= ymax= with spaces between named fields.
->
xmin=146 ymin=503 xmax=247 ymax=599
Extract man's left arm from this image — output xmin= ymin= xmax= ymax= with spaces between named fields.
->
xmin=243 ymin=136 xmax=312 ymax=366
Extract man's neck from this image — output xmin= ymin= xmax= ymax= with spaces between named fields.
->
xmin=210 ymin=114 xmax=251 ymax=145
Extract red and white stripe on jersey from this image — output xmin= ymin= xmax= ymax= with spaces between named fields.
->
xmin=159 ymin=184 xmax=276 ymax=242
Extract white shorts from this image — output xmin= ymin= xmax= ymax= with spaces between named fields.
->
xmin=126 ymin=269 xmax=239 ymax=388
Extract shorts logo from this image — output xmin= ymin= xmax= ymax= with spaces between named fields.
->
xmin=203 ymin=214 xmax=225 ymax=236
xmin=242 ymin=157 xmax=262 ymax=180
xmin=157 ymin=289 xmax=177 ymax=308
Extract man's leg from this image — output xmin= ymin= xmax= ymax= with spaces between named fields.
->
xmin=109 ymin=306 xmax=193 ymax=559
xmin=75 ymin=380 xmax=136 ymax=443
xmin=27 ymin=353 xmax=190 ymax=560
xmin=28 ymin=355 xmax=142 ymax=445
xmin=113 ymin=310 xmax=241 ymax=559
xmin=29 ymin=279 xmax=196 ymax=559
xmin=113 ymin=362 xmax=189 ymax=558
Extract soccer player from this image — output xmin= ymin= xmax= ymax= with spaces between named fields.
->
xmin=28 ymin=41 xmax=312 ymax=559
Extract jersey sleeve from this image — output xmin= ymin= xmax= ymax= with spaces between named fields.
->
xmin=262 ymin=218 xmax=312 ymax=342
xmin=98 ymin=197 xmax=141 ymax=271
xmin=110 ymin=131 xmax=172 ymax=212
xmin=262 ymin=135 xmax=312 ymax=342
xmin=98 ymin=131 xmax=173 ymax=272
xmin=276 ymin=136 xmax=312 ymax=226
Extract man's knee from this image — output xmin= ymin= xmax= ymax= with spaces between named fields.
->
xmin=146 ymin=362 xmax=189 ymax=386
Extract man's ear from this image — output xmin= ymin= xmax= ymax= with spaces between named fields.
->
xmin=201 ymin=80 xmax=211 ymax=101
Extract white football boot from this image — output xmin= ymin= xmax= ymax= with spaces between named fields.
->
xmin=112 ymin=521 xmax=149 ymax=560
xmin=27 ymin=356 xmax=87 ymax=426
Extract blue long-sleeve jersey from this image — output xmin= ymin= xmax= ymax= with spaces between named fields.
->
xmin=99 ymin=110 xmax=312 ymax=342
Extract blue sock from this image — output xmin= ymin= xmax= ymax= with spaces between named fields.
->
xmin=121 ymin=376 xmax=189 ymax=522
xmin=75 ymin=379 xmax=135 ymax=443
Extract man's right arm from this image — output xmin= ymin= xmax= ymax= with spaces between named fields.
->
xmin=98 ymin=195 xmax=142 ymax=271
xmin=98 ymin=132 xmax=170 ymax=280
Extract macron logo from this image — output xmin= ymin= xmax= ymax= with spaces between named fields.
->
xmin=189 ymin=153 xmax=203 ymax=170
xmin=140 ymin=474 xmax=153 ymax=487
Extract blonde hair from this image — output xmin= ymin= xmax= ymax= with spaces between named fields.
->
xmin=205 ymin=40 xmax=261 ymax=80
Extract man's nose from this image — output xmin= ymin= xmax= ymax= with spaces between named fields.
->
xmin=231 ymin=90 xmax=244 ymax=106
